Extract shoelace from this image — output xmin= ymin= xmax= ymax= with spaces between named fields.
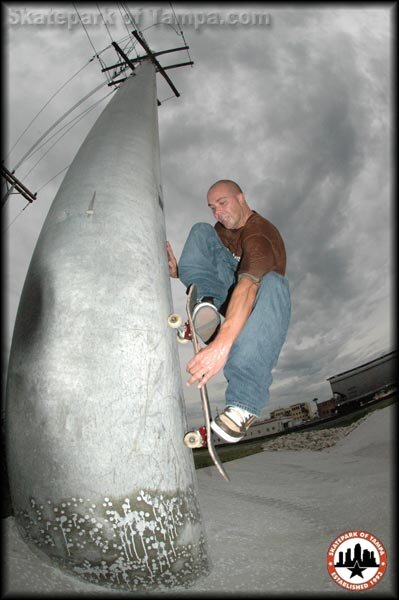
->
xmin=225 ymin=406 xmax=253 ymax=426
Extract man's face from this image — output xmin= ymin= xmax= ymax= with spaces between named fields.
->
xmin=207 ymin=186 xmax=244 ymax=229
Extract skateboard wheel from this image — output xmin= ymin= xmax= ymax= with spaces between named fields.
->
xmin=176 ymin=335 xmax=189 ymax=345
xmin=183 ymin=431 xmax=204 ymax=448
xmin=168 ymin=313 xmax=182 ymax=328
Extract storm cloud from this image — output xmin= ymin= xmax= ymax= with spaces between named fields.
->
xmin=4 ymin=5 xmax=393 ymax=426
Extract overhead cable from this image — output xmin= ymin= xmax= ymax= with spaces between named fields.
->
xmin=13 ymin=80 xmax=108 ymax=172
xmin=21 ymin=89 xmax=115 ymax=180
xmin=6 ymin=59 xmax=93 ymax=161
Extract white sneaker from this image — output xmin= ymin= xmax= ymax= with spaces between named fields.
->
xmin=192 ymin=300 xmax=221 ymax=344
xmin=211 ymin=406 xmax=257 ymax=443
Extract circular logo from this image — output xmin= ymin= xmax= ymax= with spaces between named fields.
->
xmin=327 ymin=531 xmax=387 ymax=591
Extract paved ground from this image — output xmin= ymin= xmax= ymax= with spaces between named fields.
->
xmin=3 ymin=404 xmax=396 ymax=596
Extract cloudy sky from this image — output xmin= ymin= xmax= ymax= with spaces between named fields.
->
xmin=3 ymin=3 xmax=393 ymax=427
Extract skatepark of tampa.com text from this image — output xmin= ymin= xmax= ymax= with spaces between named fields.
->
xmin=7 ymin=7 xmax=272 ymax=31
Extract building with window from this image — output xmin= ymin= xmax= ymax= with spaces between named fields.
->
xmin=316 ymin=397 xmax=338 ymax=418
xmin=270 ymin=401 xmax=317 ymax=421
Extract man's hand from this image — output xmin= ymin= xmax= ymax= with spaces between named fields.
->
xmin=186 ymin=338 xmax=232 ymax=389
xmin=166 ymin=241 xmax=178 ymax=278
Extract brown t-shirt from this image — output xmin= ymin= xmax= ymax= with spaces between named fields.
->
xmin=215 ymin=211 xmax=287 ymax=282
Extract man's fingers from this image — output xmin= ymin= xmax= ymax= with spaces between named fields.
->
xmin=166 ymin=241 xmax=179 ymax=278
xmin=166 ymin=241 xmax=176 ymax=259
xmin=186 ymin=357 xmax=196 ymax=372
xmin=197 ymin=372 xmax=212 ymax=389
xmin=187 ymin=373 xmax=212 ymax=389
xmin=186 ymin=363 xmax=212 ymax=387
xmin=186 ymin=344 xmax=224 ymax=387
xmin=186 ymin=353 xmax=204 ymax=372
xmin=186 ymin=366 xmax=205 ymax=385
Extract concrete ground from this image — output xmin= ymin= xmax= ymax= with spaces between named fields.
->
xmin=2 ymin=404 xmax=396 ymax=596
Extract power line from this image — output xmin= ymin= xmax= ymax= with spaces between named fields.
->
xmin=13 ymin=79 xmax=108 ymax=172
xmin=168 ymin=2 xmax=193 ymax=64
xmin=117 ymin=2 xmax=140 ymax=58
xmin=36 ymin=165 xmax=70 ymax=193
xmin=159 ymin=94 xmax=179 ymax=104
xmin=94 ymin=33 xmax=133 ymax=59
xmin=20 ymin=89 xmax=115 ymax=180
xmin=73 ymin=3 xmax=100 ymax=56
xmin=96 ymin=3 xmax=114 ymax=44
xmin=120 ymin=2 xmax=145 ymax=38
xmin=73 ymin=3 xmax=111 ymax=85
xmin=2 ymin=201 xmax=31 ymax=234
xmin=6 ymin=58 xmax=94 ymax=162
xmin=21 ymin=89 xmax=115 ymax=169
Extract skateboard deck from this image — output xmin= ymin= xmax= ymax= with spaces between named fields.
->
xmin=182 ymin=284 xmax=230 ymax=482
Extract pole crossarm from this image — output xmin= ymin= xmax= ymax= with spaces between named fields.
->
xmin=111 ymin=42 xmax=137 ymax=73
xmin=102 ymin=46 xmax=190 ymax=73
xmin=161 ymin=61 xmax=194 ymax=71
xmin=131 ymin=30 xmax=182 ymax=98
xmin=1 ymin=163 xmax=37 ymax=206
xmin=109 ymin=34 xmax=193 ymax=104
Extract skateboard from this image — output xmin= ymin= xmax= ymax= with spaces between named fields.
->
xmin=168 ymin=284 xmax=230 ymax=482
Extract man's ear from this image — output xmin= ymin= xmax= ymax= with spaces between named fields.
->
xmin=237 ymin=192 xmax=246 ymax=206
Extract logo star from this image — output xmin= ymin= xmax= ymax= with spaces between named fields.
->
xmin=347 ymin=561 xmax=368 ymax=579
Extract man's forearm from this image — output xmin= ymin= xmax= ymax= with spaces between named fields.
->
xmin=217 ymin=277 xmax=258 ymax=347
xmin=186 ymin=277 xmax=259 ymax=388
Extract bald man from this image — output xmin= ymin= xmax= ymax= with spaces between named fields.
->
xmin=166 ymin=180 xmax=291 ymax=443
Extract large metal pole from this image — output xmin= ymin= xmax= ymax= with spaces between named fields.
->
xmin=5 ymin=61 xmax=209 ymax=591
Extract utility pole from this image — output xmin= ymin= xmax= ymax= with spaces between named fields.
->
xmin=5 ymin=31 xmax=209 ymax=593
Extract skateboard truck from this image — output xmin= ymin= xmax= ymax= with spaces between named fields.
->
xmin=167 ymin=314 xmax=192 ymax=344
xmin=183 ymin=425 xmax=207 ymax=449
xmin=168 ymin=284 xmax=230 ymax=482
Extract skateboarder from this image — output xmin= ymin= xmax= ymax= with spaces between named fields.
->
xmin=166 ymin=179 xmax=291 ymax=443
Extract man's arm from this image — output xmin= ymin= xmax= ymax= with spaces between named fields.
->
xmin=218 ymin=275 xmax=259 ymax=344
xmin=186 ymin=277 xmax=258 ymax=388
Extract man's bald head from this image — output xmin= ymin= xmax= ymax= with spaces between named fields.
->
xmin=207 ymin=179 xmax=252 ymax=229
xmin=207 ymin=180 xmax=243 ymax=197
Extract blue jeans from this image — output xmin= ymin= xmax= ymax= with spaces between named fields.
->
xmin=179 ymin=223 xmax=291 ymax=417
xmin=178 ymin=223 xmax=291 ymax=416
